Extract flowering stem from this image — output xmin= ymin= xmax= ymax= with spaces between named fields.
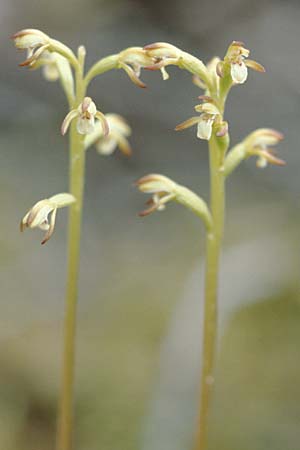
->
xmin=196 ymin=134 xmax=225 ymax=450
xmin=56 ymin=57 xmax=86 ymax=450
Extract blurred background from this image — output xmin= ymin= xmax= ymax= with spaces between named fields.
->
xmin=1 ymin=0 xmax=300 ymax=449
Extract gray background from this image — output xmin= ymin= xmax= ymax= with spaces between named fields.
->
xmin=0 ymin=0 xmax=300 ymax=449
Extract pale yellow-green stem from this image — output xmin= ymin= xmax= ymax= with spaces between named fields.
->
xmin=56 ymin=53 xmax=86 ymax=450
xmin=195 ymin=73 xmax=230 ymax=449
xmin=195 ymin=133 xmax=225 ymax=450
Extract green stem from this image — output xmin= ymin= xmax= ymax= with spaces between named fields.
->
xmin=196 ymin=134 xmax=225 ymax=450
xmin=56 ymin=58 xmax=86 ymax=450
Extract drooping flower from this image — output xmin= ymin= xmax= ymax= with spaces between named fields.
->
xmin=144 ymin=42 xmax=210 ymax=86
xmin=135 ymin=174 xmax=213 ymax=230
xmin=20 ymin=193 xmax=76 ymax=244
xmin=244 ymin=128 xmax=285 ymax=168
xmin=135 ymin=174 xmax=177 ymax=216
xmin=61 ymin=97 xmax=109 ymax=136
xmin=12 ymin=29 xmax=51 ymax=67
xmin=217 ymin=41 xmax=265 ymax=85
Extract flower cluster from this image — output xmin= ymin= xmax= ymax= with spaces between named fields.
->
xmin=20 ymin=193 xmax=75 ymax=244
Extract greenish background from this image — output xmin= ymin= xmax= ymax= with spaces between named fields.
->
xmin=0 ymin=0 xmax=300 ymax=449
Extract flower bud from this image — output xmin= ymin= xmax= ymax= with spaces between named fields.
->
xmin=20 ymin=193 xmax=75 ymax=244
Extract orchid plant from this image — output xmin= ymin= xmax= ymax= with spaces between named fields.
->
xmin=134 ymin=41 xmax=285 ymax=450
xmin=11 ymin=28 xmax=158 ymax=450
xmin=13 ymin=29 xmax=285 ymax=450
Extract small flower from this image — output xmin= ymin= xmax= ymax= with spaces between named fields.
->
xmin=95 ymin=114 xmax=132 ymax=157
xmin=244 ymin=128 xmax=285 ymax=168
xmin=12 ymin=29 xmax=51 ymax=67
xmin=117 ymin=47 xmax=154 ymax=88
xmin=144 ymin=42 xmax=210 ymax=86
xmin=175 ymin=102 xmax=221 ymax=141
xmin=217 ymin=41 xmax=265 ymax=85
xmin=20 ymin=193 xmax=76 ymax=244
xmin=61 ymin=97 xmax=109 ymax=136
xmin=135 ymin=174 xmax=177 ymax=216
xmin=135 ymin=174 xmax=213 ymax=228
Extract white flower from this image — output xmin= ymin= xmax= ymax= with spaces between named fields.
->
xmin=61 ymin=97 xmax=109 ymax=137
xmin=20 ymin=193 xmax=76 ymax=244
xmin=95 ymin=114 xmax=132 ymax=156
xmin=76 ymin=98 xmax=97 ymax=134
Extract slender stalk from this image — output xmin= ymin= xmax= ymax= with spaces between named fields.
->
xmin=56 ymin=57 xmax=86 ymax=450
xmin=195 ymin=134 xmax=225 ymax=450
